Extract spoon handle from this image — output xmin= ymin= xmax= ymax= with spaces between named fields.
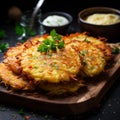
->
xmin=30 ymin=0 xmax=45 ymax=28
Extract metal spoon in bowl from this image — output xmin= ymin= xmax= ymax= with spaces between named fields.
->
xmin=30 ymin=0 xmax=45 ymax=28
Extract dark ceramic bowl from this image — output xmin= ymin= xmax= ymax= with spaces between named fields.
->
xmin=78 ymin=7 xmax=120 ymax=42
xmin=38 ymin=11 xmax=73 ymax=35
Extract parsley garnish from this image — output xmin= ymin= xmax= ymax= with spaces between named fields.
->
xmin=84 ymin=38 xmax=90 ymax=42
xmin=0 ymin=29 xmax=6 ymax=39
xmin=15 ymin=23 xmax=25 ymax=36
xmin=18 ymin=108 xmax=24 ymax=115
xmin=25 ymin=27 xmax=36 ymax=36
xmin=37 ymin=29 xmax=64 ymax=53
xmin=0 ymin=43 xmax=9 ymax=52
xmin=15 ymin=23 xmax=36 ymax=37
xmin=80 ymin=50 xmax=87 ymax=56
xmin=112 ymin=47 xmax=119 ymax=54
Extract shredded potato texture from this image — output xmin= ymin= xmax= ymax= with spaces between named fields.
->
xmin=0 ymin=32 xmax=112 ymax=95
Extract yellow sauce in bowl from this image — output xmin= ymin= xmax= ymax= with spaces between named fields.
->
xmin=85 ymin=13 xmax=120 ymax=25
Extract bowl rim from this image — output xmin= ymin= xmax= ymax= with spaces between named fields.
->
xmin=78 ymin=6 xmax=120 ymax=26
xmin=39 ymin=11 xmax=73 ymax=27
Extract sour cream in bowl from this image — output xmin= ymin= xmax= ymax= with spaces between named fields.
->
xmin=42 ymin=15 xmax=69 ymax=26
xmin=39 ymin=11 xmax=73 ymax=35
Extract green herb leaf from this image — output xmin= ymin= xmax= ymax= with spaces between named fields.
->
xmin=51 ymin=42 xmax=56 ymax=51
xmin=80 ymin=50 xmax=87 ymax=56
xmin=25 ymin=27 xmax=36 ymax=36
xmin=50 ymin=29 xmax=62 ymax=41
xmin=15 ymin=23 xmax=36 ymax=36
xmin=37 ymin=43 xmax=49 ymax=52
xmin=0 ymin=29 xmax=6 ymax=39
xmin=112 ymin=47 xmax=119 ymax=54
xmin=0 ymin=43 xmax=9 ymax=52
xmin=15 ymin=23 xmax=25 ymax=36
xmin=43 ymin=39 xmax=51 ymax=45
xmin=37 ymin=29 xmax=64 ymax=53
xmin=58 ymin=41 xmax=64 ymax=49
xmin=50 ymin=29 xmax=57 ymax=38
xmin=84 ymin=38 xmax=90 ymax=42
xmin=18 ymin=108 xmax=24 ymax=115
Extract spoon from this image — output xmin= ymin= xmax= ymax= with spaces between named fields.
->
xmin=30 ymin=0 xmax=45 ymax=28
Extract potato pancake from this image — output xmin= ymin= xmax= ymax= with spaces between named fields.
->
xmin=0 ymin=31 xmax=112 ymax=95
xmin=3 ymin=35 xmax=50 ymax=75
xmin=21 ymin=43 xmax=81 ymax=83
xmin=63 ymin=32 xmax=112 ymax=60
xmin=66 ymin=41 xmax=106 ymax=77
xmin=78 ymin=42 xmax=106 ymax=77
xmin=0 ymin=63 xmax=34 ymax=90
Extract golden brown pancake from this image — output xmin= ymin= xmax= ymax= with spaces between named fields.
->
xmin=0 ymin=32 xmax=112 ymax=95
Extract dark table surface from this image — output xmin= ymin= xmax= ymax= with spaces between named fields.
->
xmin=0 ymin=17 xmax=120 ymax=120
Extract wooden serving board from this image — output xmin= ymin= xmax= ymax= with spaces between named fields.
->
xmin=0 ymin=54 xmax=120 ymax=115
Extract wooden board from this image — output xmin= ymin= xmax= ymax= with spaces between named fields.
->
xmin=0 ymin=54 xmax=120 ymax=115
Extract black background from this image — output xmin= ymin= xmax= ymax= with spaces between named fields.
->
xmin=0 ymin=0 xmax=119 ymax=19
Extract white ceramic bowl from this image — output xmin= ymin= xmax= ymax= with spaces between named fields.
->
xmin=39 ymin=11 xmax=73 ymax=35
